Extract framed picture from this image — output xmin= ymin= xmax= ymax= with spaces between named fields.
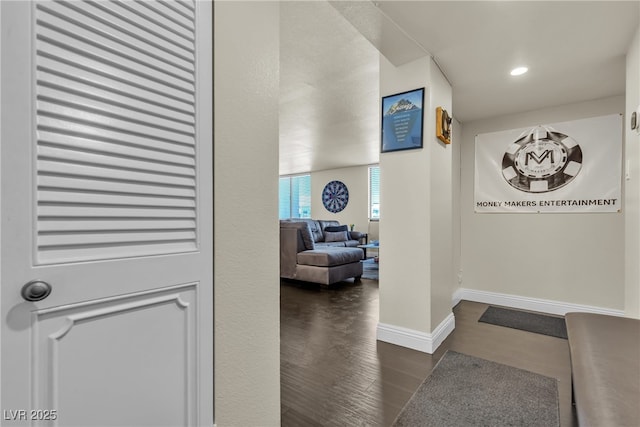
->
xmin=381 ymin=87 xmax=425 ymax=153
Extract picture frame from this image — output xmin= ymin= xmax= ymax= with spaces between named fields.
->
xmin=381 ymin=87 xmax=425 ymax=153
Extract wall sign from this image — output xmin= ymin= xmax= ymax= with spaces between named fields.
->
xmin=475 ymin=114 xmax=622 ymax=213
xmin=381 ymin=88 xmax=424 ymax=153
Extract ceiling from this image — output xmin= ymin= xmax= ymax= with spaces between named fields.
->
xmin=279 ymin=1 xmax=639 ymax=175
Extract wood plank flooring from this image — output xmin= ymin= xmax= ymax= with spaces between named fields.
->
xmin=280 ymin=278 xmax=577 ymax=427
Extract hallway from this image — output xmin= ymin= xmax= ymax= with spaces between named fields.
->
xmin=280 ymin=279 xmax=575 ymax=426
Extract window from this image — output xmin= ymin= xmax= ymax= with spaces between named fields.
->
xmin=279 ymin=174 xmax=311 ymax=219
xmin=369 ymin=165 xmax=380 ymax=220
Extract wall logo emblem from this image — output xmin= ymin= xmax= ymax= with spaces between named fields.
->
xmin=501 ymin=126 xmax=582 ymax=193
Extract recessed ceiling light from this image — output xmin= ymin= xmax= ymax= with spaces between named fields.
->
xmin=510 ymin=67 xmax=528 ymax=76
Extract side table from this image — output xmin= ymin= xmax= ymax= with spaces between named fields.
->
xmin=357 ymin=243 xmax=379 ymax=260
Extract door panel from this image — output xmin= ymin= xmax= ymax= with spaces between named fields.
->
xmin=33 ymin=284 xmax=197 ymax=427
xmin=1 ymin=1 xmax=213 ymax=425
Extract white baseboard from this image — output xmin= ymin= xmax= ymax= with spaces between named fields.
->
xmin=377 ymin=313 xmax=455 ymax=354
xmin=452 ymin=287 xmax=625 ymax=317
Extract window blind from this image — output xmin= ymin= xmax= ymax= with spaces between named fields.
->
xmin=369 ymin=166 xmax=380 ymax=219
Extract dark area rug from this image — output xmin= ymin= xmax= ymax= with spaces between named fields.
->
xmin=392 ymin=351 xmax=560 ymax=427
xmin=479 ymin=306 xmax=568 ymax=339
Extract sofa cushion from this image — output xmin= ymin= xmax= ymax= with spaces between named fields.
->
xmin=297 ymin=247 xmax=363 ymax=267
xmin=325 ymin=230 xmax=348 ymax=242
xmin=325 ymin=224 xmax=352 ymax=240
xmin=325 ymin=225 xmax=348 ymax=233
xmin=318 ymin=220 xmax=340 ymax=232
xmin=280 ymin=221 xmax=315 ymax=250
xmin=285 ymin=219 xmax=323 ymax=243
xmin=301 ymin=219 xmax=323 ymax=242
xmin=315 ymin=242 xmax=347 ymax=248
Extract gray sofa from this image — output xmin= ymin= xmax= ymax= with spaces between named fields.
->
xmin=280 ymin=219 xmax=364 ymax=285
xmin=281 ymin=219 xmax=365 ymax=247
xmin=565 ymin=312 xmax=640 ymax=426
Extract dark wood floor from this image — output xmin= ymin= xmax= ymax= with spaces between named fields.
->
xmin=280 ymin=277 xmax=576 ymax=427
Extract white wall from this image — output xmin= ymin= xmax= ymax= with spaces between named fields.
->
xmin=625 ymin=26 xmax=640 ymax=318
xmin=452 ymin=117 xmax=463 ymax=304
xmin=460 ymin=95 xmax=626 ymax=312
xmin=428 ymin=60 xmax=454 ymax=327
xmin=378 ymin=55 xmax=454 ymax=353
xmin=311 ymin=165 xmax=373 ymax=235
xmin=379 ymin=56 xmax=433 ymax=333
xmin=214 ymin=2 xmax=280 ymax=426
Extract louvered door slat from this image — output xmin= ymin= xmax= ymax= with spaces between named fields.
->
xmin=35 ymin=0 xmax=197 ymax=264
xmin=37 ymin=2 xmax=195 ymax=74
xmin=38 ymin=161 xmax=195 ymax=189
xmin=173 ymin=0 xmax=196 ymax=13
xmin=37 ymin=69 xmax=195 ymax=125
xmin=36 ymin=24 xmax=194 ymax=93
xmin=38 ymin=86 xmax=195 ymax=136
xmin=140 ymin=1 xmax=196 ymax=32
xmin=37 ymin=101 xmax=195 ymax=146
xmin=37 ymin=41 xmax=194 ymax=104
xmin=37 ymin=132 xmax=196 ymax=168
xmin=38 ymin=206 xmax=196 ymax=219
xmin=38 ymin=116 xmax=196 ymax=157
xmin=37 ymin=58 xmax=195 ymax=117
xmin=82 ymin=1 xmax=194 ymax=53
xmin=161 ymin=0 xmax=195 ymax=19
xmin=39 ymin=177 xmax=196 ymax=199
xmin=114 ymin=1 xmax=195 ymax=42
xmin=36 ymin=9 xmax=194 ymax=86
xmin=52 ymin=1 xmax=194 ymax=64
xmin=38 ymin=142 xmax=196 ymax=177
xmin=38 ymin=219 xmax=196 ymax=233
xmin=38 ymin=192 xmax=195 ymax=209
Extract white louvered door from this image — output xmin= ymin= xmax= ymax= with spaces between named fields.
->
xmin=0 ymin=1 xmax=213 ymax=426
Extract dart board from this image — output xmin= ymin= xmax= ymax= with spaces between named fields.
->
xmin=321 ymin=180 xmax=349 ymax=213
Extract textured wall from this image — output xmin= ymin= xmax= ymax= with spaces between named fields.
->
xmin=625 ymin=27 xmax=640 ymax=318
xmin=214 ymin=2 xmax=280 ymax=425
xmin=378 ymin=55 xmax=454 ymax=341
xmin=460 ymin=96 xmax=626 ymax=311
xmin=379 ymin=55 xmax=433 ymax=333
xmin=428 ymin=60 xmax=454 ymax=329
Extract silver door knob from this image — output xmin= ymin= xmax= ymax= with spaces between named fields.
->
xmin=21 ymin=280 xmax=52 ymax=302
